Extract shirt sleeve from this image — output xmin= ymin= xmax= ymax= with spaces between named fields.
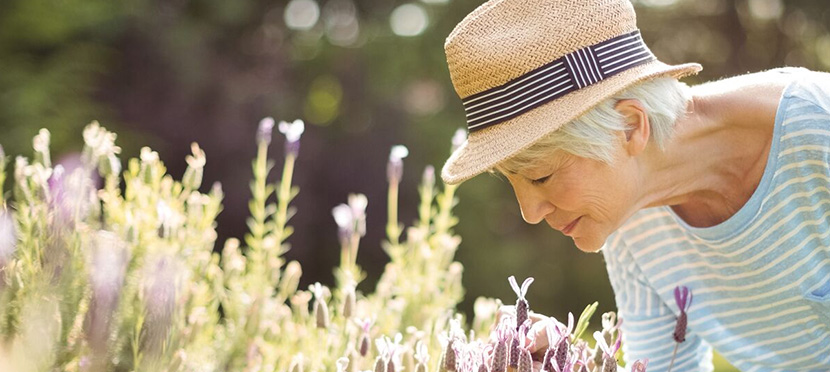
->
xmin=601 ymin=232 xmax=714 ymax=372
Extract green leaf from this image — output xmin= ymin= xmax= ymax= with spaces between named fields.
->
xmin=572 ymin=301 xmax=598 ymax=343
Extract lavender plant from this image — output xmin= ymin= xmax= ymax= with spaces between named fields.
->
xmin=0 ymin=121 xmax=664 ymax=372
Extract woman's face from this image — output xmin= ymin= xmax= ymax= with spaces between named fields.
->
xmin=503 ymin=148 xmax=638 ymax=253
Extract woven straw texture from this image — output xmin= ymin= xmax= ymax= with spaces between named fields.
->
xmin=441 ymin=0 xmax=702 ymax=185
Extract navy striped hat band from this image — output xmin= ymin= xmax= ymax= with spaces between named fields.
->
xmin=462 ymin=30 xmax=656 ymax=132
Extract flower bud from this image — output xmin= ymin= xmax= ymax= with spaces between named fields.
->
xmin=342 ymin=286 xmax=356 ymax=319
xmin=257 ymin=117 xmax=275 ymax=145
xmin=387 ymin=145 xmax=409 ymax=184
xmin=278 ymin=119 xmax=305 ymax=157
xmin=33 ymin=128 xmax=51 ymax=168
xmin=554 ymin=336 xmax=569 ymax=371
xmin=509 ymin=336 xmax=520 ymax=368
xmin=444 ymin=338 xmax=457 ymax=372
xmin=279 ymin=261 xmax=302 ymax=298
xmin=360 ymin=333 xmax=370 ymax=357
xmin=422 ymin=165 xmax=435 ymax=189
xmin=315 ymin=298 xmax=330 ymax=329
xmin=311 ymin=282 xmax=330 ymax=329
xmin=630 ymin=359 xmax=648 ymax=372
xmin=374 ymin=357 xmax=387 ymax=372
xmin=337 ymin=357 xmax=350 ymax=372
xmin=517 ymin=349 xmax=532 ymax=372
xmin=183 ymin=143 xmax=206 ymax=190
xmin=289 ymin=355 xmax=304 ymax=372
xmin=491 ymin=339 xmax=507 ymax=372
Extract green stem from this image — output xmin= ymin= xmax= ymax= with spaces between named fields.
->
xmin=434 ymin=184 xmax=458 ymax=234
xmin=274 ymin=153 xmax=295 ymax=243
xmin=667 ymin=343 xmax=679 ymax=372
xmin=387 ymin=181 xmax=400 ymax=246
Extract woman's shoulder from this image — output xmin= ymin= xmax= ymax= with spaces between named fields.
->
xmin=692 ymin=67 xmax=830 ymax=110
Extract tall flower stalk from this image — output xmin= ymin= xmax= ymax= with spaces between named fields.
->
xmin=386 ymin=145 xmax=408 ymax=246
xmin=668 ymin=286 xmax=692 ymax=372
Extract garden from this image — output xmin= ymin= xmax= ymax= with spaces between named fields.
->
xmin=2 ymin=0 xmax=830 ymax=371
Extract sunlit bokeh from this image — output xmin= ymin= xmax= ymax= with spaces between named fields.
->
xmin=634 ymin=0 xmax=679 ymax=8
xmin=390 ymin=3 xmax=429 ymax=37
xmin=747 ymin=0 xmax=783 ymax=21
xmin=323 ymin=0 xmax=360 ymax=47
xmin=284 ymin=0 xmax=320 ymax=31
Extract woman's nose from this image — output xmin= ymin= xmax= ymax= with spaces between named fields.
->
xmin=514 ymin=185 xmax=555 ymax=225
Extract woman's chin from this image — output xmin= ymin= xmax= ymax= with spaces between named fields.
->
xmin=571 ymin=232 xmax=606 ymax=253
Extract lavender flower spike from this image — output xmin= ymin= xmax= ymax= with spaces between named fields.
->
xmin=593 ymin=330 xmax=621 ymax=372
xmin=673 ymin=286 xmax=693 ymax=343
xmin=257 ymin=117 xmax=275 ymax=145
xmin=333 ymin=204 xmax=354 ymax=242
xmin=278 ymin=119 xmax=305 ymax=157
xmin=508 ymin=276 xmax=534 ymax=331
xmin=387 ymin=145 xmax=409 ymax=184
xmin=630 ymin=359 xmax=649 ymax=372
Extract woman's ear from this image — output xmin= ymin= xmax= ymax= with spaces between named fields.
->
xmin=615 ymin=99 xmax=650 ymax=156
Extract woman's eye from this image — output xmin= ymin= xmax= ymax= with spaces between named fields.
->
xmin=531 ymin=174 xmax=552 ymax=185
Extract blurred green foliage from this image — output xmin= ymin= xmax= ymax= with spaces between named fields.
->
xmin=3 ymin=1 xmax=830 ymax=370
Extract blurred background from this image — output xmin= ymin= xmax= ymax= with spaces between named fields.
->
xmin=2 ymin=0 xmax=829 ymax=369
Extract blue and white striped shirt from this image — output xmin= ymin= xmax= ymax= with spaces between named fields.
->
xmin=602 ymin=68 xmax=830 ymax=372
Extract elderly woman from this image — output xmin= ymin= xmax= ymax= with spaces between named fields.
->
xmin=441 ymin=0 xmax=830 ymax=371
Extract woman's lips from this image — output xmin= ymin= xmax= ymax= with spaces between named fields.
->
xmin=563 ymin=216 xmax=582 ymax=236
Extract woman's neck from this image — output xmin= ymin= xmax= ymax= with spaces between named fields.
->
xmin=636 ymin=92 xmax=775 ymax=227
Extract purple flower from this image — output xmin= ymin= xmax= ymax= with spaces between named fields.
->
xmin=387 ymin=145 xmax=409 ymax=184
xmin=278 ymin=119 xmax=305 ymax=157
xmin=356 ymin=318 xmax=374 ymax=357
xmin=257 ymin=117 xmax=275 ymax=145
xmin=630 ymin=359 xmax=649 ymax=372
xmin=673 ymin=286 xmax=693 ymax=343
xmin=508 ymin=276 xmax=534 ymax=332
xmin=593 ymin=330 xmax=621 ymax=364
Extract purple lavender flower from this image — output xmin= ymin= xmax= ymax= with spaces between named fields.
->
xmin=356 ymin=318 xmax=373 ymax=356
xmin=667 ymin=286 xmax=693 ymax=372
xmin=311 ymin=282 xmax=330 ymax=329
xmin=673 ymin=286 xmax=693 ymax=343
xmin=257 ymin=117 xmax=275 ymax=145
xmin=414 ymin=341 xmax=429 ymax=372
xmin=444 ymin=337 xmax=457 ymax=372
xmin=508 ymin=276 xmax=534 ymax=332
xmin=374 ymin=356 xmax=387 ymax=372
xmin=553 ymin=313 xmax=575 ymax=371
xmin=593 ymin=330 xmax=621 ymax=372
xmin=510 ymin=319 xmax=531 ymax=368
xmin=423 ymin=165 xmax=435 ymax=189
xmin=517 ymin=346 xmax=532 ymax=372
xmin=387 ymin=145 xmax=409 ymax=184
xmin=491 ymin=322 xmax=511 ymax=372
xmin=278 ymin=119 xmax=305 ymax=157
xmin=630 ymin=359 xmax=649 ymax=372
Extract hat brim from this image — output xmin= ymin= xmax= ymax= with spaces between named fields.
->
xmin=441 ymin=60 xmax=702 ymax=185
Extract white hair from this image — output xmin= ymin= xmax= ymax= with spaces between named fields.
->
xmin=495 ymin=77 xmax=691 ymax=175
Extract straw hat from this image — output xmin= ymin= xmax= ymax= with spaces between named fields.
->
xmin=440 ymin=0 xmax=702 ymax=185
